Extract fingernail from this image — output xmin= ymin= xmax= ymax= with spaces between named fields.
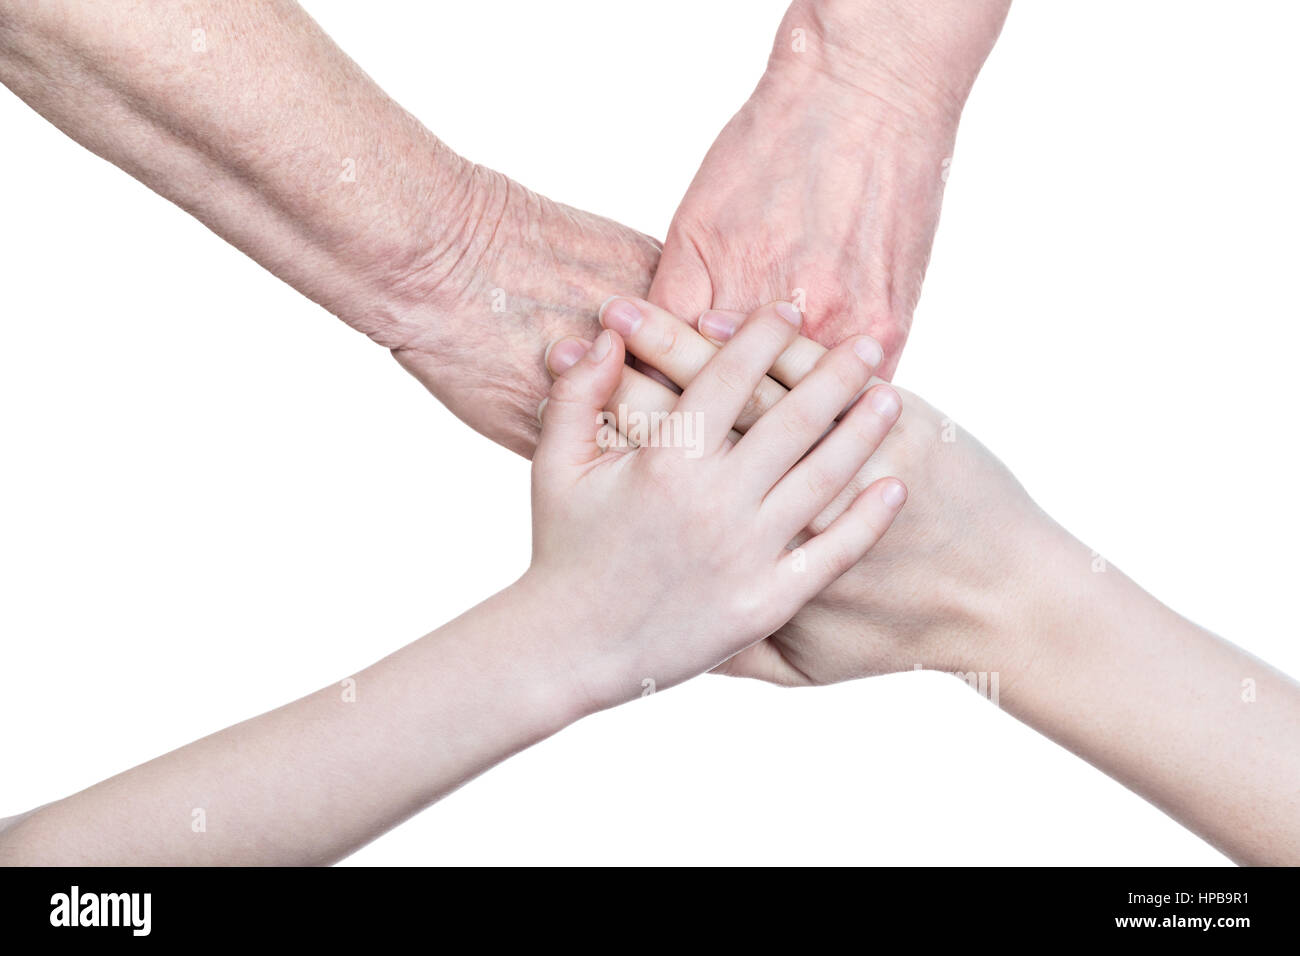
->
xmin=775 ymin=301 xmax=802 ymax=326
xmin=853 ymin=337 xmax=883 ymax=368
xmin=600 ymin=298 xmax=643 ymax=337
xmin=869 ymin=386 xmax=900 ymax=418
xmin=699 ymin=310 xmax=739 ymax=341
xmin=536 ymin=398 xmax=548 ymax=424
xmin=587 ymin=329 xmax=613 ymax=363
xmin=546 ymin=337 xmax=590 ymax=374
xmin=881 ymin=480 xmax=907 ymax=509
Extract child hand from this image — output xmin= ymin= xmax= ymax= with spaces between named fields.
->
xmin=547 ymin=295 xmax=1042 ymax=687
xmin=524 ymin=301 xmax=905 ymax=708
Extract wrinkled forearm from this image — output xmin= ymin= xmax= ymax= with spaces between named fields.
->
xmin=0 ymin=0 xmax=475 ymax=345
xmin=0 ymin=0 xmax=659 ymax=458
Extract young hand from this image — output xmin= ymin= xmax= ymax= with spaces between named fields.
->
xmin=550 ymin=298 xmax=1300 ymax=865
xmin=527 ymin=303 xmax=906 ymax=707
xmin=547 ymin=296 xmax=1043 ymax=686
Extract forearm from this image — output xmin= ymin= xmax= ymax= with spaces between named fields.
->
xmin=0 ymin=0 xmax=657 ymax=456
xmin=990 ymin=523 xmax=1300 ymax=865
xmin=0 ymin=0 xmax=463 ymax=343
xmin=0 ymin=580 xmax=593 ymax=865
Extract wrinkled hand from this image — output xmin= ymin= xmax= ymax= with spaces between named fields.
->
xmin=650 ymin=0 xmax=1009 ymax=378
xmin=390 ymin=167 xmax=660 ymax=457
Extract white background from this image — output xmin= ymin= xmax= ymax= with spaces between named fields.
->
xmin=2 ymin=1 xmax=1297 ymax=865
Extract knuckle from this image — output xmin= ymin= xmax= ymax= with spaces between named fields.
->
xmin=802 ymin=464 xmax=841 ymax=502
xmin=549 ymin=375 xmax=587 ymax=405
xmin=780 ymin=400 xmax=823 ymax=442
xmin=872 ymin=321 xmax=909 ymax=362
xmin=860 ymin=489 xmax=898 ymax=534
xmin=845 ymin=412 xmax=883 ymax=449
xmin=726 ymin=584 xmax=766 ymax=624
xmin=820 ymin=540 xmax=859 ymax=579
xmin=826 ymin=352 xmax=867 ymax=396
xmin=709 ymin=355 xmax=751 ymax=396
xmin=639 ymin=447 xmax=682 ymax=488
xmin=653 ymin=320 xmax=683 ymax=364
xmin=737 ymin=384 xmax=770 ymax=426
xmin=754 ymin=314 xmax=794 ymax=351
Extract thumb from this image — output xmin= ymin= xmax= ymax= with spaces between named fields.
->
xmin=535 ymin=329 xmax=625 ymax=469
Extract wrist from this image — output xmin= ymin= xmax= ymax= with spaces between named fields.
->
xmin=950 ymin=515 xmax=1106 ymax=678
xmin=765 ymin=0 xmax=1008 ymax=137
xmin=379 ymin=162 xmax=658 ymax=340
xmin=353 ymin=151 xmax=501 ymax=348
xmin=376 ymin=163 xmax=659 ymax=457
xmin=500 ymin=571 xmax=645 ymax=722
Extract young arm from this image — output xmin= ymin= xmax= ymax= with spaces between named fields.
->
xmin=0 ymin=584 xmax=603 ymax=866
xmin=992 ymin=527 xmax=1300 ymax=867
xmin=0 ymin=308 xmax=904 ymax=865
xmin=551 ymin=296 xmax=1300 ymax=865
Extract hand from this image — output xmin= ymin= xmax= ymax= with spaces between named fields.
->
xmin=650 ymin=0 xmax=1009 ymax=378
xmin=390 ymin=169 xmax=660 ymax=456
xmin=527 ymin=303 xmax=906 ymax=707
xmin=551 ymin=299 xmax=1300 ymax=865
xmin=548 ymin=296 xmax=1044 ymax=686
xmin=0 ymin=0 xmax=660 ymax=462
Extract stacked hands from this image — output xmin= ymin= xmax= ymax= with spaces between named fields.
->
xmin=536 ymin=296 xmax=1027 ymax=693
xmin=519 ymin=297 xmax=1300 ymax=869
xmin=2 ymin=0 xmax=1298 ymax=867
xmin=529 ymin=299 xmax=909 ymax=705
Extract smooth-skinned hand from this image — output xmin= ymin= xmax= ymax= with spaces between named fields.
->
xmin=547 ymin=296 xmax=1053 ymax=687
xmin=528 ymin=302 xmax=906 ymax=707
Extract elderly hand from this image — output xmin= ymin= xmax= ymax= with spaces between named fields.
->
xmin=649 ymin=0 xmax=1009 ymax=378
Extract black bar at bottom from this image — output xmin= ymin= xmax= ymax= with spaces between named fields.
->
xmin=0 ymin=865 xmax=1292 ymax=945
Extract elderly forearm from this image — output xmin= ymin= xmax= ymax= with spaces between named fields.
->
xmin=0 ymin=0 xmax=466 ymax=343
xmin=0 ymin=0 xmax=658 ymax=455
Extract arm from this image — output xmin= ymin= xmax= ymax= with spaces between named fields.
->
xmin=0 ymin=584 xmax=601 ymax=865
xmin=0 ymin=0 xmax=657 ymax=456
xmin=994 ymin=526 xmax=1300 ymax=867
xmin=551 ymin=296 xmax=1300 ymax=864
xmin=649 ymin=0 xmax=1011 ymax=376
xmin=0 ymin=310 xmax=906 ymax=865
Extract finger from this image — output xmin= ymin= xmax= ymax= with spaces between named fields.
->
xmin=601 ymin=297 xmax=788 ymax=431
xmin=631 ymin=358 xmax=680 ymax=392
xmin=534 ymin=330 xmax=625 ymax=469
xmin=548 ymin=334 xmax=673 ymax=423
xmin=732 ymin=336 xmax=884 ymax=495
xmin=704 ymin=311 xmax=882 ymax=423
xmin=782 ymin=477 xmax=907 ymax=595
xmin=543 ymin=336 xmax=593 ymax=379
xmin=546 ymin=334 xmax=744 ymax=446
xmin=698 ymin=308 xmax=829 ymax=392
xmin=763 ymin=383 xmax=902 ymax=540
xmin=674 ymin=301 xmax=803 ymax=453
